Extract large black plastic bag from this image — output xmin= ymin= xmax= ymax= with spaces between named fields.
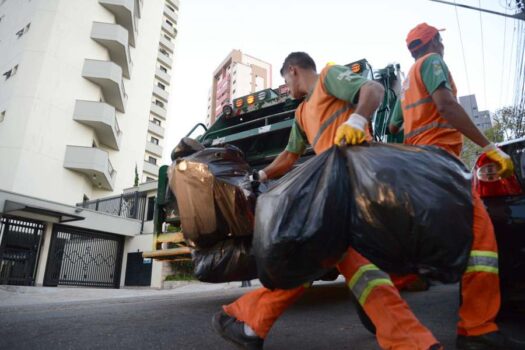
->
xmin=192 ymin=238 xmax=257 ymax=283
xmin=171 ymin=145 xmax=257 ymax=248
xmin=253 ymin=147 xmax=352 ymax=290
xmin=345 ymin=143 xmax=473 ymax=283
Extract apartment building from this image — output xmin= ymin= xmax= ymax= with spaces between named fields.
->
xmin=0 ymin=0 xmax=179 ymax=289
xmin=459 ymin=94 xmax=493 ymax=132
xmin=206 ymin=50 xmax=272 ymax=125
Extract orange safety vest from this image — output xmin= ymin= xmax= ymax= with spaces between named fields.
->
xmin=295 ymin=65 xmax=371 ymax=155
xmin=401 ymin=53 xmax=462 ymax=156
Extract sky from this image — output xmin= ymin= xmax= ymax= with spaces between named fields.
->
xmin=162 ymin=0 xmax=523 ymax=163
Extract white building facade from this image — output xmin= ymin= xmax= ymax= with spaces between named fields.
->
xmin=0 ymin=0 xmax=180 ymax=289
xmin=459 ymin=94 xmax=493 ymax=132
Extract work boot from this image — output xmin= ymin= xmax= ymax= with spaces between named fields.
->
xmin=212 ymin=311 xmax=264 ymax=349
xmin=457 ymin=331 xmax=525 ymax=349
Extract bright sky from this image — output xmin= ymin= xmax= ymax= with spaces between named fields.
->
xmin=163 ymin=0 xmax=522 ymax=163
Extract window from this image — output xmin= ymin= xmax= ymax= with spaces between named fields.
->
xmin=165 ymin=19 xmax=173 ymax=26
xmin=146 ymin=196 xmax=156 ymax=221
xmin=160 ymin=65 xmax=168 ymax=73
xmin=15 ymin=23 xmax=30 ymax=39
xmin=0 ymin=110 xmax=5 ymax=123
xmin=3 ymin=64 xmax=17 ymax=80
xmin=152 ymin=118 xmax=161 ymax=126
xmin=163 ymin=34 xmax=171 ymax=42
xmin=155 ymin=100 xmax=164 ymax=108
xmin=146 ymin=177 xmax=155 ymax=182
xmin=157 ymin=82 xmax=165 ymax=90
xmin=159 ymin=48 xmax=169 ymax=56
xmin=148 ymin=156 xmax=157 ymax=165
xmin=167 ymin=4 xmax=175 ymax=11
xmin=150 ymin=136 xmax=159 ymax=145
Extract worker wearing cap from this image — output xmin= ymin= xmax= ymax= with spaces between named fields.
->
xmin=390 ymin=23 xmax=522 ymax=350
xmin=212 ymin=52 xmax=442 ymax=350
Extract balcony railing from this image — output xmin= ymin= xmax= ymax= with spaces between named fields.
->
xmin=77 ymin=191 xmax=147 ymax=221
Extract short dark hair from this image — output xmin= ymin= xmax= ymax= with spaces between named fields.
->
xmin=280 ymin=52 xmax=316 ymax=76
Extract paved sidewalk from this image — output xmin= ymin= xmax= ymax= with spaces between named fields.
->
xmin=0 ymin=280 xmax=263 ymax=308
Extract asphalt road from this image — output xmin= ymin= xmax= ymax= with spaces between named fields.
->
xmin=0 ymin=283 xmax=523 ymax=350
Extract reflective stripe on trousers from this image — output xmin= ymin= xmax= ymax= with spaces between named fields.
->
xmin=347 ymin=264 xmax=394 ymax=305
xmin=465 ymin=250 xmax=499 ymax=274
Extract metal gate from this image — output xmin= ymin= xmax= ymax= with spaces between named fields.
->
xmin=44 ymin=225 xmax=124 ymax=288
xmin=0 ymin=217 xmax=45 ymax=286
xmin=124 ymin=252 xmax=152 ymax=286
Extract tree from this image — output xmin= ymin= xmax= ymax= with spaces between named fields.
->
xmin=491 ymin=106 xmax=525 ymax=141
xmin=134 ymin=163 xmax=139 ymax=187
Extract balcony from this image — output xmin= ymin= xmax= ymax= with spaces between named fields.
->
xmin=64 ymin=146 xmax=117 ymax=190
xmin=161 ymin=21 xmax=176 ymax=38
xmin=150 ymin=103 xmax=167 ymax=119
xmin=143 ymin=160 xmax=159 ymax=176
xmin=163 ymin=4 xmax=178 ymax=23
xmin=73 ymin=100 xmax=122 ymax=150
xmin=145 ymin=141 xmax=163 ymax=157
xmin=155 ymin=68 xmax=171 ymax=85
xmin=134 ymin=0 xmax=142 ymax=18
xmin=91 ymin=22 xmax=132 ymax=78
xmin=157 ymin=51 xmax=173 ymax=68
xmin=98 ymin=0 xmax=137 ymax=46
xmin=153 ymin=85 xmax=169 ymax=102
xmin=82 ymin=59 xmax=127 ymax=112
xmin=159 ymin=35 xmax=174 ymax=53
xmin=148 ymin=121 xmax=165 ymax=137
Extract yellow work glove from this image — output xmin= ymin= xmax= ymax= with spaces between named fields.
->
xmin=482 ymin=143 xmax=515 ymax=178
xmin=334 ymin=113 xmax=368 ymax=145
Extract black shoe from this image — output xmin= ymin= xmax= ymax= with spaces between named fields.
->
xmin=457 ymin=331 xmax=525 ymax=350
xmin=212 ymin=311 xmax=264 ymax=349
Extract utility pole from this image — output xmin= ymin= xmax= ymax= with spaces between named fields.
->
xmin=429 ymin=0 xmax=525 ymax=21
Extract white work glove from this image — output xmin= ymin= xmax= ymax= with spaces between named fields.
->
xmin=249 ymin=170 xmax=268 ymax=182
xmin=334 ymin=113 xmax=368 ymax=145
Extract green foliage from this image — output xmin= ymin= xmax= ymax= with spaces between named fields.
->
xmin=165 ymin=259 xmax=195 ymax=281
xmin=491 ymin=106 xmax=525 ymax=141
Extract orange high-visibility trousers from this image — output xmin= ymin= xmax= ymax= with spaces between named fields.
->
xmin=457 ymin=188 xmax=500 ymax=336
xmin=224 ymin=247 xmax=438 ymax=350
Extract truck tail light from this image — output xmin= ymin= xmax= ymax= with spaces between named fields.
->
xmin=473 ymin=152 xmax=522 ymax=198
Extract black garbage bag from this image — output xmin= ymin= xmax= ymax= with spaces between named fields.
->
xmin=192 ymin=237 xmax=257 ymax=283
xmin=171 ymin=144 xmax=258 ymax=248
xmin=344 ymin=143 xmax=473 ymax=282
xmin=253 ymin=147 xmax=352 ymax=290
xmin=254 ymin=144 xmax=473 ymax=290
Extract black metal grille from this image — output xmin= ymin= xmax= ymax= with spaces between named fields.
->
xmin=78 ymin=191 xmax=147 ymax=220
xmin=44 ymin=225 xmax=124 ymax=288
xmin=0 ymin=218 xmax=45 ymax=286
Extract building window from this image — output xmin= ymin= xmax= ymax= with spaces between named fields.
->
xmin=165 ymin=19 xmax=173 ymax=26
xmin=0 ymin=110 xmax=5 ymax=123
xmin=157 ymin=82 xmax=166 ymax=90
xmin=159 ymin=48 xmax=169 ymax=56
xmin=152 ymin=118 xmax=161 ymax=126
xmin=3 ymin=64 xmax=18 ymax=80
xmin=148 ymin=156 xmax=157 ymax=165
xmin=16 ymin=23 xmax=30 ymax=38
xmin=155 ymin=100 xmax=164 ymax=108
xmin=146 ymin=196 xmax=156 ymax=221
xmin=163 ymin=34 xmax=171 ymax=42
xmin=150 ymin=136 xmax=159 ymax=145
xmin=160 ymin=65 xmax=168 ymax=73
xmin=167 ymin=4 xmax=175 ymax=12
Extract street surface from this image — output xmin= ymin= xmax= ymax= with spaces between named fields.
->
xmin=0 ymin=283 xmax=523 ymax=349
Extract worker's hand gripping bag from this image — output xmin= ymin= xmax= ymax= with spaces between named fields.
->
xmin=171 ymin=144 xmax=258 ymax=248
xmin=253 ymin=147 xmax=353 ymax=289
xmin=344 ymin=143 xmax=473 ymax=283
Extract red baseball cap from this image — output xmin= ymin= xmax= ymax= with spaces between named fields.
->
xmin=406 ymin=23 xmax=445 ymax=53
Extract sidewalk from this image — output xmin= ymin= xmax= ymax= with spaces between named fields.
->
xmin=0 ymin=280 xmax=263 ymax=308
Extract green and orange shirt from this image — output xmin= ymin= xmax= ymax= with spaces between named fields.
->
xmin=392 ymin=53 xmax=462 ymax=156
xmin=285 ymin=64 xmax=370 ymax=155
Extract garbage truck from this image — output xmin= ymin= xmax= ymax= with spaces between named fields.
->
xmin=143 ymin=59 xmax=403 ymax=263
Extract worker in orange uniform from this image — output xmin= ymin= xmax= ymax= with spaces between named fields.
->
xmin=212 ymin=52 xmax=442 ymax=350
xmin=388 ymin=23 xmax=524 ymax=350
